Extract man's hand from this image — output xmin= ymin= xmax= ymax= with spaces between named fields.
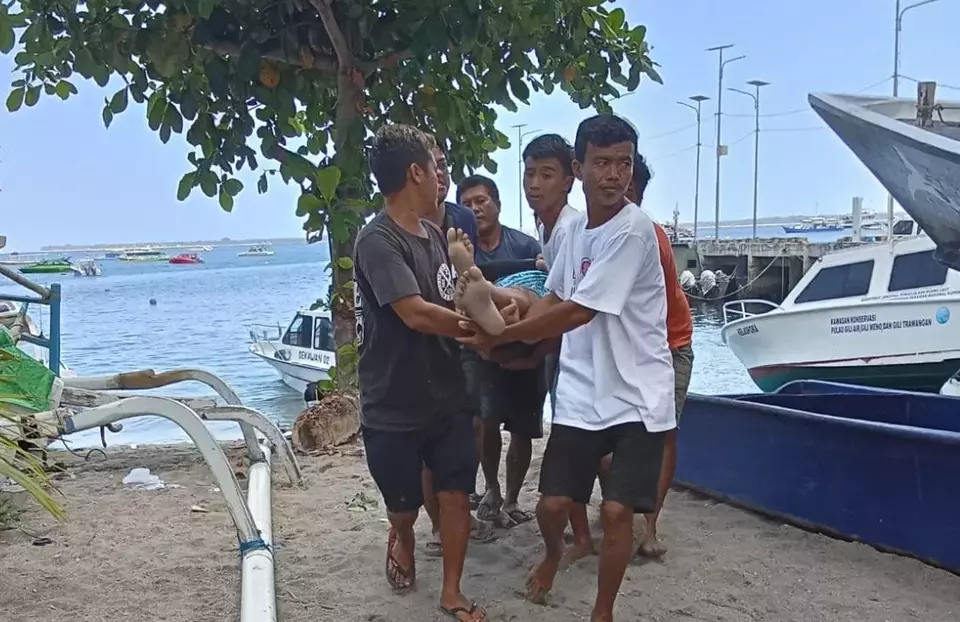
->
xmin=536 ymin=254 xmax=547 ymax=272
xmin=456 ymin=320 xmax=503 ymax=354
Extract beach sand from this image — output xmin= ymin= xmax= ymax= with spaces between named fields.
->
xmin=1 ymin=438 xmax=958 ymax=622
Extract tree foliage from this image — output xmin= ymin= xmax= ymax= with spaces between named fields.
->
xmin=0 ymin=0 xmax=659 ymax=378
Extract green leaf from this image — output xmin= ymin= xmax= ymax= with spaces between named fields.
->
xmin=102 ymin=105 xmax=114 ymax=129
xmin=314 ymin=166 xmax=342 ymax=202
xmin=218 ymin=187 xmax=234 ymax=211
xmin=5 ymin=87 xmax=23 ymax=112
xmin=177 ymin=173 xmax=194 ymax=201
xmin=109 ymin=88 xmax=128 ymax=113
xmin=0 ymin=23 xmax=14 ymax=54
xmin=257 ymin=173 xmax=269 ymax=194
xmin=159 ymin=121 xmax=172 ymax=143
xmin=147 ymin=92 xmax=166 ymax=131
xmin=222 ymin=178 xmax=243 ymax=196
xmin=24 ymin=85 xmax=39 ymax=107
xmin=336 ymin=256 xmax=354 ymax=270
xmin=180 ymin=91 xmax=198 ymax=120
xmin=200 ymin=172 xmax=218 ymax=197
xmin=53 ymin=80 xmax=76 ymax=100
xmin=607 ymin=8 xmax=626 ymax=31
xmin=165 ymin=105 xmax=184 ymax=133
xmin=197 ymin=0 xmax=215 ymax=19
xmin=297 ymin=193 xmax=323 ymax=217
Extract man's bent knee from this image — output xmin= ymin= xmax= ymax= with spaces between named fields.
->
xmin=538 ymin=495 xmax=574 ymax=516
xmin=599 ymin=500 xmax=633 ymax=526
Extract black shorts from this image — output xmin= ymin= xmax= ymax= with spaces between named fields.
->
xmin=362 ymin=412 xmax=477 ymax=513
xmin=463 ymin=356 xmax=545 ymax=439
xmin=539 ymin=422 xmax=665 ymax=513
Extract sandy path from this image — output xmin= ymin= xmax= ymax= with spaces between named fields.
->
xmin=1 ymin=439 xmax=957 ymax=622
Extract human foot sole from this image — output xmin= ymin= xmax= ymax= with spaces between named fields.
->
xmin=446 ymin=227 xmax=475 ymax=275
xmin=455 ymin=266 xmax=506 ymax=336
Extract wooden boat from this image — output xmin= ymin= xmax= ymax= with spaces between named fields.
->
xmin=809 ymin=86 xmax=960 ymax=271
xmin=677 ymin=380 xmax=960 ymax=573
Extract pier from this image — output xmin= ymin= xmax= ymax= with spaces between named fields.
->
xmin=672 ymin=237 xmax=867 ymax=302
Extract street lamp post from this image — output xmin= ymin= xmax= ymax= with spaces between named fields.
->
xmin=677 ymin=95 xmax=710 ymax=241
xmin=889 ymin=0 xmax=941 ymax=244
xmin=511 ymin=124 xmax=541 ymax=231
xmin=729 ymin=80 xmax=770 ymax=240
xmin=707 ymin=45 xmax=745 ymax=239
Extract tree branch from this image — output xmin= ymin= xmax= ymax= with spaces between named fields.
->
xmin=359 ymin=50 xmax=412 ymax=77
xmin=205 ymin=40 xmax=337 ymax=74
xmin=309 ymin=0 xmax=351 ymax=68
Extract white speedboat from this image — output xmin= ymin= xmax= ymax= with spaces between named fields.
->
xmin=71 ymin=259 xmax=102 ymax=276
xmin=238 ymin=244 xmax=275 ymax=257
xmin=248 ymin=308 xmax=335 ymax=392
xmin=722 ymin=234 xmax=960 ymax=394
xmin=809 ymin=87 xmax=960 ymax=270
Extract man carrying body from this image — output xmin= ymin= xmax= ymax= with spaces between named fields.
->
xmin=456 ymin=174 xmax=545 ymax=526
xmin=459 ymin=115 xmax=675 ymax=622
xmin=354 ymin=124 xmax=485 ymax=621
xmin=563 ymin=153 xmax=695 ymax=566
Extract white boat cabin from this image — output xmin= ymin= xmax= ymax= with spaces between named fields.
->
xmin=280 ymin=310 xmax=336 ymax=362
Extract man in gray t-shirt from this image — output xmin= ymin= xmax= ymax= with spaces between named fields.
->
xmin=354 ymin=124 xmax=486 ymax=620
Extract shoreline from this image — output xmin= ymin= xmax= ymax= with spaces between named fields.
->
xmin=2 ymin=439 xmax=958 ymax=621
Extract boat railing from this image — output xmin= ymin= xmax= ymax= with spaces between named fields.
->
xmin=722 ymin=298 xmax=783 ymax=324
xmin=248 ymin=323 xmax=283 ymax=343
xmin=0 ymin=264 xmax=61 ymax=375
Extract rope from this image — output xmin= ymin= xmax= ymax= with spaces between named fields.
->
xmin=684 ymin=247 xmax=786 ymax=301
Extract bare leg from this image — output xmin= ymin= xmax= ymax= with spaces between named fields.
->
xmin=639 ymin=429 xmax=676 ymax=558
xmin=560 ymin=502 xmax=597 ymax=569
xmin=422 ymin=466 xmax=442 ymax=557
xmin=438 ymin=490 xmax=486 ymax=621
xmin=593 ymin=501 xmax=634 ymax=622
xmin=386 ymin=510 xmax=418 ymax=590
xmin=476 ymin=418 xmax=503 ymax=520
xmin=501 ymin=432 xmax=534 ymax=526
xmin=525 ymin=495 xmax=572 ymax=604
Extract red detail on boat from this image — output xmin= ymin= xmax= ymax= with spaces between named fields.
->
xmin=169 ymin=253 xmax=204 ymax=265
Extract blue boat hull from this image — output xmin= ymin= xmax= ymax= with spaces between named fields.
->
xmin=676 ymin=381 xmax=960 ymax=572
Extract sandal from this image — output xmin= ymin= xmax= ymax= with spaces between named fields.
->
xmin=440 ymin=602 xmax=486 ymax=621
xmin=385 ymin=529 xmax=416 ymax=591
xmin=497 ymin=506 xmax=535 ymax=528
xmin=469 ymin=492 xmax=483 ymax=511
xmin=475 ymin=496 xmax=503 ymax=521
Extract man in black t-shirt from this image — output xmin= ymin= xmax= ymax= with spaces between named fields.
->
xmin=354 ymin=124 xmax=486 ymax=621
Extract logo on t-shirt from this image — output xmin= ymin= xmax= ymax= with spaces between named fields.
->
xmin=579 ymin=257 xmax=592 ymax=277
xmin=354 ymin=281 xmax=364 ymax=345
xmin=436 ymin=262 xmax=456 ymax=301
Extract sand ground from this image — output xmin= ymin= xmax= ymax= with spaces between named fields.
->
xmin=1 ymin=438 xmax=958 ymax=622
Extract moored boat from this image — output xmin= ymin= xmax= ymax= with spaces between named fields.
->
xmin=809 ymin=86 xmax=960 ymax=270
xmin=722 ymin=234 xmax=960 ymax=393
xmin=70 ymin=259 xmax=102 ymax=276
xmin=118 ymin=247 xmax=169 ymax=262
xmin=169 ymin=253 xmax=204 ymax=265
xmin=248 ymin=308 xmax=335 ymax=392
xmin=19 ymin=259 xmax=73 ymax=274
xmin=782 ymin=217 xmax=846 ymax=234
xmin=677 ymin=380 xmax=960 ymax=573
xmin=238 ymin=244 xmax=275 ymax=257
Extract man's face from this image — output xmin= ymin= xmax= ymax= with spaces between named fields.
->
xmin=460 ymin=185 xmax=499 ymax=234
xmin=574 ymin=141 xmax=634 ymax=211
xmin=523 ymin=156 xmax=573 ymax=216
xmin=432 ymin=147 xmax=449 ymax=205
xmin=410 ymin=151 xmax=439 ymax=216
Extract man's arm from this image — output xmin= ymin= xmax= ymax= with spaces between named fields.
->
xmin=357 ymin=230 xmax=469 ymax=339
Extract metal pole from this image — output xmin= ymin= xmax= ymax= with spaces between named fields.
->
xmin=694 ymin=102 xmax=703 ymax=241
xmin=707 ymin=45 xmax=743 ymax=240
xmin=511 ymin=123 xmax=526 ymax=230
xmin=49 ymin=282 xmax=61 ymax=376
xmin=752 ymin=93 xmax=760 ymax=239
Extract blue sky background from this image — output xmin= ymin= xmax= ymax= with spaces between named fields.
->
xmin=2 ymin=0 xmax=960 ymax=251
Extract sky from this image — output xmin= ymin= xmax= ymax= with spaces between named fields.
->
xmin=2 ymin=0 xmax=960 ymax=251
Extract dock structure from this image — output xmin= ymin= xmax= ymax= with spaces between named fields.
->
xmin=671 ymin=237 xmax=865 ymax=302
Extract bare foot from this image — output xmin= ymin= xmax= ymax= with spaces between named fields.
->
xmin=559 ymin=536 xmax=597 ymax=570
xmin=446 ymin=227 xmax=475 ymax=275
xmin=637 ymin=532 xmax=667 ymax=559
xmin=525 ymin=552 xmax=562 ymax=604
xmin=455 ymin=266 xmax=506 ymax=336
xmin=590 ymin=611 xmax=614 ymax=622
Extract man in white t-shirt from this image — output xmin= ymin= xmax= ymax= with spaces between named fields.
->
xmin=458 ymin=114 xmax=675 ymax=622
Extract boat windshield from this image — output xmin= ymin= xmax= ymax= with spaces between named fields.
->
xmin=282 ymin=314 xmax=313 ymax=348
xmin=313 ymin=317 xmax=335 ymax=351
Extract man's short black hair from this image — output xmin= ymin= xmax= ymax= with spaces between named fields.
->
xmin=456 ymin=174 xmax=500 ymax=206
xmin=574 ymin=114 xmax=638 ymax=162
xmin=633 ymin=152 xmax=653 ymax=201
xmin=522 ymin=133 xmax=575 ymax=177
xmin=369 ymin=124 xmax=433 ymax=195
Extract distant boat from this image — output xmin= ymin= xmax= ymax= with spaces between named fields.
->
xmin=118 ymin=247 xmax=169 ymax=262
xmin=238 ymin=244 xmax=275 ymax=257
xmin=71 ymin=259 xmax=102 ymax=277
xmin=169 ymin=253 xmax=204 ymax=265
xmin=0 ymin=252 xmax=48 ymax=266
xmin=20 ymin=259 xmax=73 ymax=274
xmin=809 ymin=89 xmax=960 ymax=270
xmin=782 ymin=217 xmax=846 ymax=234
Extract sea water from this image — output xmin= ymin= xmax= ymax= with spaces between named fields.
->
xmin=4 ymin=224 xmax=841 ymax=449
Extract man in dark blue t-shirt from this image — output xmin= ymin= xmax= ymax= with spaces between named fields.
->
xmin=456 ymin=173 xmax=545 ymax=528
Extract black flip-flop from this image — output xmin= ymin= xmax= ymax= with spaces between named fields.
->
xmin=385 ymin=529 xmax=416 ymax=591
xmin=440 ymin=602 xmax=486 ymax=621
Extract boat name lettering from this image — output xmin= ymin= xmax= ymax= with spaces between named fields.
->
xmin=298 ymin=351 xmax=332 ymax=364
xmin=829 ymin=316 xmax=933 ymax=335
xmin=736 ymin=324 xmax=759 ymax=337
xmin=830 ymin=314 xmax=876 ymax=326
